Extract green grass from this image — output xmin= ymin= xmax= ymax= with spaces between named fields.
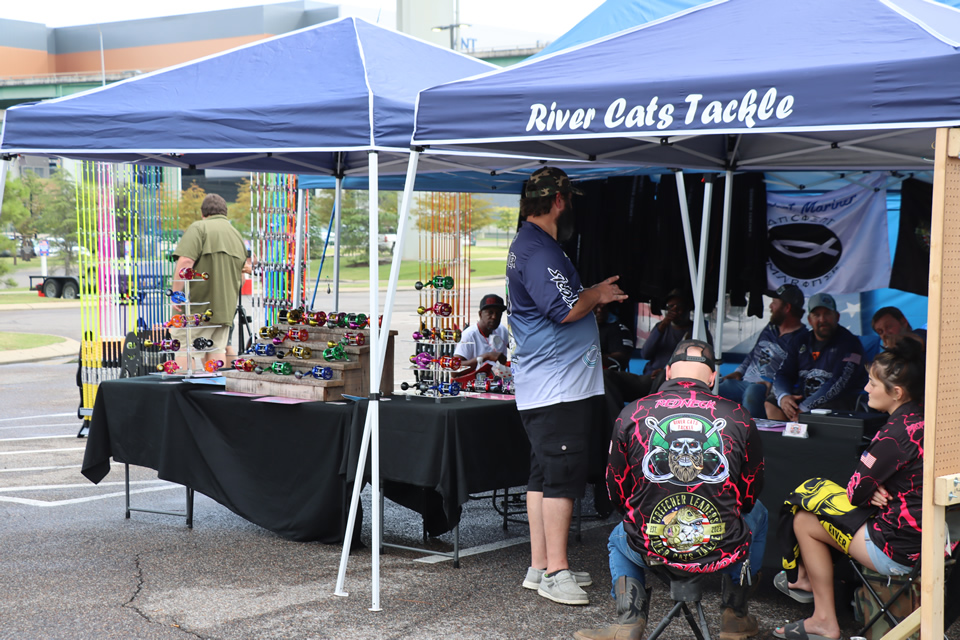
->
xmin=308 ymin=258 xmax=507 ymax=288
xmin=0 ymin=257 xmax=40 ymax=273
xmin=0 ymin=332 xmax=66 ymax=351
xmin=0 ymin=292 xmax=74 ymax=305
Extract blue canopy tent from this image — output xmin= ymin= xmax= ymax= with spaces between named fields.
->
xmin=0 ymin=16 xmax=509 ymax=611
xmin=534 ymin=0 xmax=707 ymax=58
xmin=406 ymin=0 xmax=960 ymax=365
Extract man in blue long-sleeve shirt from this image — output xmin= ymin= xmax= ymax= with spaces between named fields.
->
xmin=719 ymin=284 xmax=808 ymax=419
xmin=766 ymin=292 xmax=866 ymax=422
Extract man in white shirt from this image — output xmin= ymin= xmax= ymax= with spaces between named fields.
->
xmin=454 ymin=293 xmax=509 ymax=374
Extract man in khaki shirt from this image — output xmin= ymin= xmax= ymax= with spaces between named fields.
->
xmin=171 ymin=194 xmax=247 ymax=367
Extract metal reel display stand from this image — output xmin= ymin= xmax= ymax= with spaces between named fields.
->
xmin=152 ymin=274 xmax=223 ymax=378
xmin=128 ymin=273 xmax=217 ymax=526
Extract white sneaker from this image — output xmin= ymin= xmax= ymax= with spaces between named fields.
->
xmin=537 ymin=569 xmax=590 ymax=605
xmin=522 ymin=566 xmax=593 ymax=590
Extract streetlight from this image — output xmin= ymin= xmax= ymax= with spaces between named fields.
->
xmin=432 ymin=23 xmax=470 ymax=51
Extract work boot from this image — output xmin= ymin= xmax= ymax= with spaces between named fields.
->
xmin=574 ymin=576 xmax=650 ymax=640
xmin=718 ymin=573 xmax=760 ymax=640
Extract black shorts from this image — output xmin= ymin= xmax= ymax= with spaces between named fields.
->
xmin=519 ymin=396 xmax=598 ymax=499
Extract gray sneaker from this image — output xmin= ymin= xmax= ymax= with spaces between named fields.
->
xmin=522 ymin=566 xmax=592 ymax=590
xmin=537 ymin=569 xmax=590 ymax=605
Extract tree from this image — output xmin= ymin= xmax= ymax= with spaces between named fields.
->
xmin=228 ymin=177 xmax=252 ymax=240
xmin=413 ymin=193 xmax=495 ymax=236
xmin=493 ymin=206 xmax=518 ymax=245
xmin=10 ymin=171 xmax=44 ymax=262
xmin=179 ymin=181 xmax=206 ymax=230
xmin=468 ymin=196 xmax=497 ymax=233
xmin=306 ymin=189 xmax=398 ymax=265
xmin=36 ymin=169 xmax=78 ymax=274
xmin=1 ymin=173 xmax=30 ymax=270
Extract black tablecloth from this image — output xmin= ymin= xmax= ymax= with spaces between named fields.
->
xmin=81 ymin=379 xmax=531 ymax=542
xmin=756 ymin=417 xmax=867 ymax=568
xmin=347 ymin=395 xmax=531 ymax=535
xmin=81 ymin=377 xmax=358 ymax=543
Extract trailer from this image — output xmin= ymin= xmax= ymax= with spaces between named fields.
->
xmin=29 ymin=275 xmax=79 ymax=299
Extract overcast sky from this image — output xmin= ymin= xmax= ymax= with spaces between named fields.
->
xmin=3 ymin=0 xmax=606 ymax=47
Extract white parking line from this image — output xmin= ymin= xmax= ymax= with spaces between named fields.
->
xmin=0 ymin=485 xmax=180 ymax=507
xmin=0 ymin=479 xmax=168 ymax=493
xmin=0 ymin=413 xmax=75 ymax=422
xmin=0 ymin=447 xmax=86 ymax=455
xmin=0 ymin=423 xmax=80 ymax=431
xmin=0 ymin=461 xmax=122 ymax=473
xmin=0 ymin=434 xmax=79 ymax=442
xmin=0 ymin=464 xmax=81 ymax=473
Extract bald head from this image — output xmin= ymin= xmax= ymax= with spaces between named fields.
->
xmin=665 ymin=341 xmax=716 ymax=386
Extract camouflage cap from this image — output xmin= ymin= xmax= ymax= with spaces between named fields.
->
xmin=523 ymin=167 xmax=584 ymax=199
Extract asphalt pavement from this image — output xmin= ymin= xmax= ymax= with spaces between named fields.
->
xmin=1 ymin=297 xmax=957 ymax=639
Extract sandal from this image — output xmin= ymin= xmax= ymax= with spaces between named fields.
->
xmin=774 ymin=571 xmax=815 ymax=604
xmin=772 ymin=619 xmax=840 ymax=640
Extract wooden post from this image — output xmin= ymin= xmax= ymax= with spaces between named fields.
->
xmin=919 ymin=127 xmax=960 ymax=640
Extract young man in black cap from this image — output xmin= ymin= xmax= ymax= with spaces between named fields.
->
xmin=719 ymin=284 xmax=808 ymax=419
xmin=508 ymin=166 xmax=627 ymax=606
xmin=454 ymin=293 xmax=509 ymax=374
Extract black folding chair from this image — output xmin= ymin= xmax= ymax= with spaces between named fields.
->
xmin=645 ymin=563 xmax=713 ymax=640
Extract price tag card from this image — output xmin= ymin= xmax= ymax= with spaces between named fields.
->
xmin=783 ymin=422 xmax=809 ymax=439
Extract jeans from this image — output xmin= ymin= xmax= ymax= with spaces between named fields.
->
xmin=862 ymin=525 xmax=911 ymax=576
xmin=607 ymin=500 xmax=769 ymax=598
xmin=718 ymin=378 xmax=768 ymax=420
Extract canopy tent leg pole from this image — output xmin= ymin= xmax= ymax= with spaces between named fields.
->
xmin=692 ymin=175 xmax=715 ymax=342
xmin=333 ymin=408 xmax=372 ymax=598
xmin=674 ymin=170 xmax=700 ymax=301
xmin=292 ymin=188 xmax=306 ymax=305
xmin=714 ymin=171 xmax=734 ymax=386
xmin=0 ymin=159 xmax=9 ymax=218
xmin=333 ymin=174 xmax=343 ymax=311
xmin=376 ymin=150 xmax=420 ymax=372
xmin=367 ymin=150 xmax=382 ymax=613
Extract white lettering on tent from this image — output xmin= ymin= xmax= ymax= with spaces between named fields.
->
xmin=702 ymin=100 xmax=723 ymax=125
xmin=570 ymin=109 xmax=585 ymax=130
xmin=739 ymin=90 xmax=758 ymax=127
xmin=584 ymin=108 xmax=597 ymax=128
xmin=605 ymin=98 xmax=627 ymax=128
xmin=776 ymin=95 xmax=794 ymax=119
xmin=759 ymin=88 xmax=777 ymax=121
xmin=722 ymin=99 xmax=738 ymax=123
xmin=526 ymin=88 xmax=793 ymax=134
xmin=645 ymin=97 xmax=659 ymax=126
xmin=684 ymin=94 xmax=704 ymax=124
xmin=658 ymin=103 xmax=674 ymax=129
xmin=527 ymin=104 xmax=547 ymax=131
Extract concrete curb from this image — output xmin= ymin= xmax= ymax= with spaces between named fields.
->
xmin=0 ymin=337 xmax=80 ymax=365
xmin=0 ymin=301 xmax=83 ymax=311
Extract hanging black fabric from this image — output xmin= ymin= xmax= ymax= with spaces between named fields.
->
xmin=889 ymin=178 xmax=932 ymax=296
xmin=724 ymin=173 xmax=768 ymax=318
xmin=564 ymin=172 xmax=766 ymax=317
xmin=564 ymin=175 xmax=655 ymax=302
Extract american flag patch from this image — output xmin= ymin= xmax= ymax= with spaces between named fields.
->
xmin=861 ymin=451 xmax=876 ymax=468
xmin=844 ymin=353 xmax=862 ymax=364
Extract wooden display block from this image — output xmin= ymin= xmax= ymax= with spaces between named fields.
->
xmin=223 ymin=329 xmax=396 ymax=401
xmin=221 ymin=370 xmax=344 ymax=401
